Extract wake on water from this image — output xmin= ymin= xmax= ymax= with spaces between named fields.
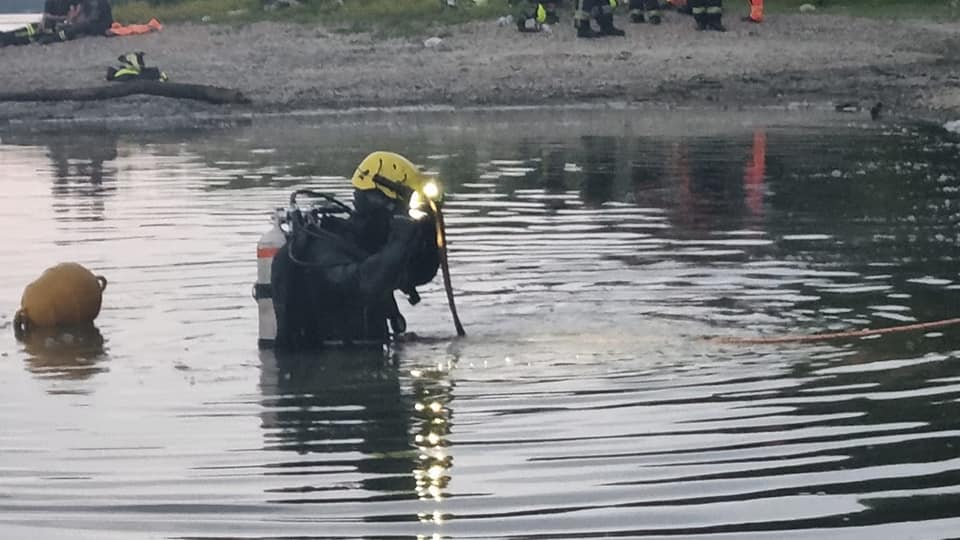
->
xmin=946 ymin=119 xmax=960 ymax=134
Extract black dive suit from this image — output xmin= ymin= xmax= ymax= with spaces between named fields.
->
xmin=271 ymin=190 xmax=440 ymax=350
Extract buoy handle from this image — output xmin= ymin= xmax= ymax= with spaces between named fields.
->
xmin=97 ymin=276 xmax=108 ymax=291
xmin=13 ymin=309 xmax=28 ymax=339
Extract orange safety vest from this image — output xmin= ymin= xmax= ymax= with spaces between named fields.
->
xmin=106 ymin=18 xmax=162 ymax=37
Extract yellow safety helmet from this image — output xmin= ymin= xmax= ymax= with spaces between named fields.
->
xmin=351 ymin=151 xmax=430 ymax=200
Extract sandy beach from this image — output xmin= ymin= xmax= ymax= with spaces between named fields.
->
xmin=1 ymin=10 xmax=958 ymax=129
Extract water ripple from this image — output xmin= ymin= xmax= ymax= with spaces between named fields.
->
xmin=1 ymin=113 xmax=959 ymax=538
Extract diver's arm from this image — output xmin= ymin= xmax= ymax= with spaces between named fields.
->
xmin=322 ymin=217 xmax=422 ymax=302
xmin=403 ymin=216 xmax=440 ymax=287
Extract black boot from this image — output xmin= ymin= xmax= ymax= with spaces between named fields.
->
xmin=707 ymin=13 xmax=726 ymax=31
xmin=576 ymin=20 xmax=601 ymax=38
xmin=599 ymin=14 xmax=626 ymax=36
xmin=1 ymin=27 xmax=34 ymax=46
xmin=630 ymin=11 xmax=645 ymax=23
xmin=694 ymin=14 xmax=708 ymax=30
xmin=649 ymin=13 xmax=662 ymax=24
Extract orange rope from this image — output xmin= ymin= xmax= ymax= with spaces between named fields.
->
xmin=710 ymin=317 xmax=960 ymax=345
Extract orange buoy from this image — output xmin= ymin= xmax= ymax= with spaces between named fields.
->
xmin=14 ymin=263 xmax=107 ymax=337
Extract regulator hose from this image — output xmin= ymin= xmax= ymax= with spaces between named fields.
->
xmin=289 ymin=189 xmax=354 ymax=215
xmin=430 ymin=199 xmax=466 ymax=337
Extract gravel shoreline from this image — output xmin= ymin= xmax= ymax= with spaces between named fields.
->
xmin=1 ymin=12 xmax=958 ymax=130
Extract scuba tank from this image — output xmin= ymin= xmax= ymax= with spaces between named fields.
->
xmin=255 ymin=208 xmax=288 ymax=349
xmin=254 ymin=191 xmax=352 ymax=350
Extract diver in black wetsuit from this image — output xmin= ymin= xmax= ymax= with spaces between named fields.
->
xmin=270 ymin=152 xmax=441 ymax=351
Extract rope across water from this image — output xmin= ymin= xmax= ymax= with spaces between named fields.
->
xmin=711 ymin=317 xmax=960 ymax=344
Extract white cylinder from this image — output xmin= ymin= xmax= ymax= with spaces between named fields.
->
xmin=256 ymin=213 xmax=287 ymax=349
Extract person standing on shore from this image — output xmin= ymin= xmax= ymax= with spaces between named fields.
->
xmin=742 ymin=0 xmax=762 ymax=23
xmin=573 ymin=0 xmax=600 ymax=37
xmin=689 ymin=0 xmax=725 ymax=31
xmin=574 ymin=0 xmax=626 ymax=38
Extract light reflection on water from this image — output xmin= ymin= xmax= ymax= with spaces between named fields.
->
xmin=0 ymin=109 xmax=959 ymax=539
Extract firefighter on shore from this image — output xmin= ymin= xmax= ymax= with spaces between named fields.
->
xmin=269 ymin=152 xmax=440 ymax=350
xmin=689 ymin=0 xmax=725 ymax=31
xmin=0 ymin=0 xmax=112 ymax=47
xmin=743 ymin=0 xmax=763 ymax=23
xmin=575 ymin=0 xmax=626 ymax=38
xmin=629 ymin=0 xmax=663 ymax=24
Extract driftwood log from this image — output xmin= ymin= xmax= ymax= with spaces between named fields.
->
xmin=0 ymin=81 xmax=250 ymax=105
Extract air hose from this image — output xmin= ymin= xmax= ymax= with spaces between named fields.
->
xmin=369 ymin=173 xmax=466 ymax=337
xmin=430 ymin=199 xmax=466 ymax=337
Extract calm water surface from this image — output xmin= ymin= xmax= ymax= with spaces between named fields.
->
xmin=1 ymin=109 xmax=959 ymax=539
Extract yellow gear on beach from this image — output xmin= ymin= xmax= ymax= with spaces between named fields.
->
xmin=351 ymin=151 xmax=432 ymax=200
xmin=120 ymin=52 xmax=144 ymax=69
xmin=111 ymin=66 xmax=141 ymax=79
xmin=536 ymin=3 xmax=547 ymax=23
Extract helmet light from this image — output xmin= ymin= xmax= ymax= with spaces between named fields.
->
xmin=423 ymin=181 xmax=440 ymax=200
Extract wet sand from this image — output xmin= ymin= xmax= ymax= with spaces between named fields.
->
xmin=0 ymin=11 xmax=958 ymax=129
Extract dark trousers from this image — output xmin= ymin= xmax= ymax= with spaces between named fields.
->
xmin=575 ymin=0 xmax=595 ymax=25
xmin=629 ymin=0 xmax=661 ymax=17
xmin=576 ymin=0 xmax=618 ymax=28
xmin=689 ymin=0 xmax=721 ymax=26
xmin=0 ymin=24 xmax=41 ymax=46
xmin=0 ymin=18 xmax=111 ymax=47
